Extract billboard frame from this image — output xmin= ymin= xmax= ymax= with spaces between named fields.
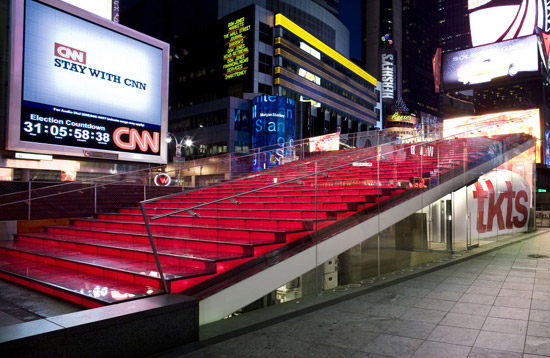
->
xmin=7 ymin=0 xmax=170 ymax=164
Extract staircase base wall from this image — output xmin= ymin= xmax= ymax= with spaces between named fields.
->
xmin=0 ymin=294 xmax=198 ymax=357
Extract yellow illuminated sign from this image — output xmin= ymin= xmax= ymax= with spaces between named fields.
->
xmin=275 ymin=14 xmax=376 ymax=86
xmin=223 ymin=16 xmax=251 ymax=80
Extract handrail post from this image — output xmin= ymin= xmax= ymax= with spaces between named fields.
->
xmin=140 ymin=202 xmax=169 ymax=293
xmin=28 ymin=181 xmax=31 ymax=220
xmin=94 ymin=185 xmax=97 ymax=215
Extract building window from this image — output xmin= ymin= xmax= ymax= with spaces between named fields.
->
xmin=258 ymin=82 xmax=272 ymax=95
xmin=259 ymin=22 xmax=273 ymax=45
xmin=259 ymin=52 xmax=273 ymax=75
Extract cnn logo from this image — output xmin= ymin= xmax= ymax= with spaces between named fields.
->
xmin=54 ymin=43 xmax=86 ymax=65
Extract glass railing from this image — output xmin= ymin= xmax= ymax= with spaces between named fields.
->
xmin=0 ymin=113 xmax=537 ymax=318
xmin=139 ymin=116 xmax=536 ymax=308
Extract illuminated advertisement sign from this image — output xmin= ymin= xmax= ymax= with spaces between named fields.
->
xmin=61 ymin=0 xmax=113 ymax=20
xmin=441 ymin=35 xmax=538 ymax=90
xmin=222 ymin=12 xmax=252 ymax=80
xmin=252 ymin=96 xmax=295 ymax=171
xmin=443 ymin=108 xmax=541 ymax=163
xmin=309 ymin=132 xmax=340 ymax=152
xmin=8 ymin=0 xmax=169 ymax=163
xmin=380 ymin=48 xmax=396 ymax=102
xmin=468 ymin=0 xmax=546 ymax=46
xmin=466 ymin=169 xmax=531 ymax=238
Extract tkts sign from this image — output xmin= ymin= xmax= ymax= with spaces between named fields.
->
xmin=468 ymin=169 xmax=530 ymax=237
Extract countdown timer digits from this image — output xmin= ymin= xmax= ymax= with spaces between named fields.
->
xmin=23 ymin=120 xmax=111 ymax=143
xmin=20 ymin=105 xmax=161 ymax=155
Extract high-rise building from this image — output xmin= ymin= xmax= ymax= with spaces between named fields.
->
xmin=120 ymin=0 xmax=380 ymax=160
xmin=363 ymin=0 xmax=440 ymax=133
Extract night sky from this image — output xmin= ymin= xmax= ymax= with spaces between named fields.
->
xmin=339 ymin=0 xmax=362 ymax=61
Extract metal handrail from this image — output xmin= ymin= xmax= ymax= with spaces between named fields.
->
xmin=138 ymin=117 xmax=533 ymax=293
xmin=145 ymin=117 xmax=513 ymax=220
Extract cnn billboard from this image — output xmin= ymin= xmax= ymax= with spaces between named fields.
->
xmin=7 ymin=0 xmax=169 ymax=163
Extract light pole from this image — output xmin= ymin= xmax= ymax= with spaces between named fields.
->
xmin=166 ymin=132 xmax=192 ymax=158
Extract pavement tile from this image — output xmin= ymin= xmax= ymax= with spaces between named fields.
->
xmin=534 ymin=284 xmax=550 ymax=294
xmin=391 ymin=287 xmax=432 ymax=298
xmin=412 ymin=341 xmax=470 ymax=358
xmin=444 ymin=277 xmax=476 ymax=286
xmin=471 ymin=279 xmax=503 ymax=288
xmin=467 ymin=347 xmax=522 ymax=358
xmin=481 ymin=317 xmax=527 ymax=335
xmin=400 ymin=307 xmax=447 ymax=324
xmin=363 ymin=303 xmax=410 ymax=318
xmin=533 ymin=291 xmax=550 ymax=300
xmin=417 ymin=274 xmax=448 ymax=283
xmin=531 ymin=299 xmax=550 ymax=311
xmin=527 ymin=321 xmax=550 ymax=338
xmin=501 ymin=281 xmax=534 ymax=291
xmin=451 ymin=270 xmax=481 ymax=279
xmin=439 ymin=312 xmax=486 ymax=330
xmin=524 ymin=335 xmax=550 ymax=356
xmin=477 ymin=274 xmax=506 ymax=282
xmin=382 ymin=319 xmax=436 ymax=340
xmin=466 ymin=286 xmax=500 ymax=297
xmin=374 ymin=293 xmax=423 ymax=307
xmin=361 ymin=334 xmax=423 ymax=357
xmin=436 ymin=283 xmax=470 ymax=294
xmin=505 ymin=275 xmax=535 ymax=284
xmin=426 ymin=290 xmax=463 ymax=302
xmin=498 ymin=288 xmax=532 ymax=299
xmin=403 ymin=279 xmax=440 ymax=290
xmin=489 ymin=306 xmax=529 ymax=320
xmin=508 ymin=270 xmax=536 ymax=278
xmin=458 ymin=293 xmax=496 ymax=305
xmin=451 ymin=302 xmax=492 ymax=316
xmin=473 ymin=331 xmax=525 ymax=353
xmin=427 ymin=325 xmax=479 ymax=346
xmin=414 ymin=298 xmax=456 ymax=312
xmin=493 ymin=296 xmax=531 ymax=309
xmin=530 ymin=309 xmax=550 ymax=323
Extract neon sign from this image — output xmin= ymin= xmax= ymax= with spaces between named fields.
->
xmin=223 ymin=16 xmax=251 ymax=80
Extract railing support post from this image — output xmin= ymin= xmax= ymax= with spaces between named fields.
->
xmin=140 ymin=202 xmax=169 ymax=293
xmin=28 ymin=181 xmax=31 ymax=220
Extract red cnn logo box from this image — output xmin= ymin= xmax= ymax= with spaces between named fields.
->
xmin=54 ymin=43 xmax=86 ymax=64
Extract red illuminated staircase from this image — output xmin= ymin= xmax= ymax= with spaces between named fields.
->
xmin=0 ymin=133 xmax=534 ymax=308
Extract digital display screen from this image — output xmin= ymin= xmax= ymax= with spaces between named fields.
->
xmin=441 ymin=35 xmax=538 ymax=90
xmin=468 ymin=0 xmax=539 ymax=47
xmin=251 ymin=96 xmax=295 ymax=171
xmin=60 ymin=0 xmax=113 ymax=20
xmin=223 ymin=15 xmax=251 ymax=80
xmin=443 ymin=108 xmax=541 ymax=163
xmin=309 ymin=133 xmax=340 ymax=152
xmin=8 ymin=0 xmax=169 ymax=163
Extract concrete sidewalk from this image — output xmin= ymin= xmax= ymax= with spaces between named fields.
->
xmin=160 ymin=230 xmax=550 ymax=357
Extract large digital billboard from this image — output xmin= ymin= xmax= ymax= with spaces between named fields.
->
xmin=8 ymin=0 xmax=169 ymax=163
xmin=443 ymin=108 xmax=541 ymax=163
xmin=468 ymin=0 xmax=546 ymax=47
xmin=251 ymin=96 xmax=295 ymax=171
xmin=220 ymin=6 xmax=254 ymax=93
xmin=441 ymin=35 xmax=538 ymax=90
xmin=61 ymin=0 xmax=113 ymax=20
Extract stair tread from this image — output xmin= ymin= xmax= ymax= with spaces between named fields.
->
xmin=0 ymin=242 xmax=215 ymax=280
xmin=19 ymin=232 xmax=251 ymax=261
xmin=72 ymin=218 xmax=305 ymax=233
xmin=0 ymin=253 xmax=163 ymax=304
xmin=46 ymin=226 xmax=285 ymax=245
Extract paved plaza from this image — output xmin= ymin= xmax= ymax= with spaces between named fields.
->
xmin=162 ymin=229 xmax=550 ymax=357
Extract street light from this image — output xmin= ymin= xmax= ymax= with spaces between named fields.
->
xmin=166 ymin=132 xmax=192 ymax=158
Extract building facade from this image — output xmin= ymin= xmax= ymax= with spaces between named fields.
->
xmin=122 ymin=1 xmax=381 ymax=160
